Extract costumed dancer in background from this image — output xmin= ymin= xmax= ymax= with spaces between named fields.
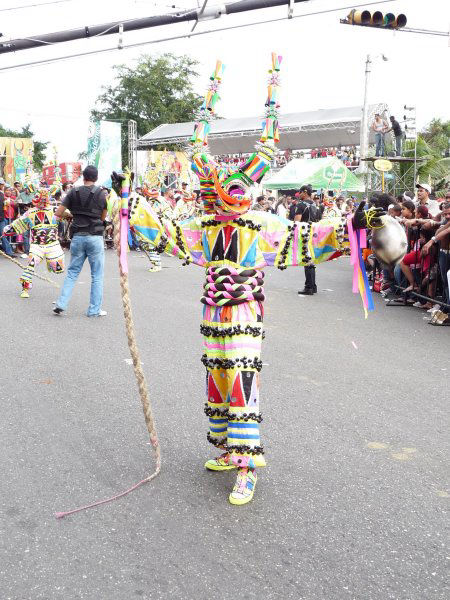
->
xmin=116 ymin=55 xmax=385 ymax=505
xmin=137 ymin=184 xmax=174 ymax=272
xmin=2 ymin=185 xmax=65 ymax=298
xmin=173 ymin=182 xmax=197 ymax=221
xmin=322 ymin=195 xmax=342 ymax=219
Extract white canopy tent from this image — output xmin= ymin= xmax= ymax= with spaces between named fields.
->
xmin=138 ymin=104 xmax=389 ymax=154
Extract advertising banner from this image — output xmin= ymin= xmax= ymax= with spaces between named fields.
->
xmin=87 ymin=120 xmax=122 ymax=187
xmin=0 ymin=137 xmax=34 ymax=183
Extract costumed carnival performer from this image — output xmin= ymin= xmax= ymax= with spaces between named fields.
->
xmin=322 ymin=195 xmax=342 ymax=219
xmin=112 ymin=55 xmax=386 ymax=506
xmin=1 ymin=183 xmax=65 ymax=298
xmin=173 ymin=183 xmax=198 ymax=221
xmin=137 ymin=184 xmax=175 ymax=271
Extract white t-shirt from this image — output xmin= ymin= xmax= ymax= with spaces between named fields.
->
xmin=414 ymin=198 xmax=440 ymax=218
xmin=277 ymin=204 xmax=287 ymax=219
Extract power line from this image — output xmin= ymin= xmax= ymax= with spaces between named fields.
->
xmin=0 ymin=0 xmax=72 ymax=12
xmin=0 ymin=0 xmax=397 ymax=55
xmin=0 ymin=0 xmax=401 ymax=72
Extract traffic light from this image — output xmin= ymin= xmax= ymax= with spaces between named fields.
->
xmin=343 ymin=9 xmax=407 ymax=29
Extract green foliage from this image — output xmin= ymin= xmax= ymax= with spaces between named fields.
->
xmin=420 ymin=118 xmax=450 ymax=156
xmin=0 ymin=122 xmax=48 ymax=170
xmin=401 ymin=135 xmax=450 ymax=196
xmin=91 ymin=53 xmax=201 ymax=164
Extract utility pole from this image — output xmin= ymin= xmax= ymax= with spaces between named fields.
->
xmin=360 ymin=54 xmax=371 ymax=168
xmin=0 ymin=0 xmax=310 ymax=55
xmin=360 ymin=54 xmax=371 ymax=196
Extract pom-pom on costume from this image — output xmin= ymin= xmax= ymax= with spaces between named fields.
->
xmin=118 ymin=54 xmax=385 ymax=505
xmin=2 ymin=187 xmax=65 ymax=297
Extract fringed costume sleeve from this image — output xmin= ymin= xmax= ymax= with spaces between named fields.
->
xmin=269 ymin=215 xmax=350 ymax=269
xmin=129 ymin=196 xmax=205 ymax=267
xmin=6 ymin=211 xmax=33 ymax=235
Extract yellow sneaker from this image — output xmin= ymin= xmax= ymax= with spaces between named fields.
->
xmin=205 ymin=453 xmax=236 ymax=471
xmin=229 ymin=468 xmax=257 ymax=506
xmin=20 ymin=289 xmax=30 ymax=298
xmin=205 ymin=453 xmax=266 ymax=471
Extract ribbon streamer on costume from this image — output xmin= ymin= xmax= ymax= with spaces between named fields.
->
xmin=347 ymin=215 xmax=374 ymax=318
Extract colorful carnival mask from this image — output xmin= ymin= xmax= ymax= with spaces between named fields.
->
xmin=141 ymin=184 xmax=160 ymax=200
xmin=190 ymin=54 xmax=282 ymax=217
xmin=32 ymin=188 xmax=51 ymax=208
xmin=49 ymin=182 xmax=61 ymax=197
xmin=323 ymin=197 xmax=335 ymax=208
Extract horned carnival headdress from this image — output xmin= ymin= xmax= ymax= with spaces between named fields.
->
xmin=190 ymin=53 xmax=282 ymax=216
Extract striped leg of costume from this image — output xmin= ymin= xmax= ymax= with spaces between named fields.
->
xmin=201 ymin=267 xmax=266 ymax=467
xmin=20 ymin=242 xmax=65 ymax=290
xmin=139 ymin=240 xmax=162 ymax=271
xmin=148 ymin=250 xmax=161 ymax=271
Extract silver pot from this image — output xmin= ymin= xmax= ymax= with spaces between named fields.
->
xmin=371 ymin=215 xmax=408 ymax=267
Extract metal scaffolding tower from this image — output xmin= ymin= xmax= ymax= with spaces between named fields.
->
xmin=361 ymin=157 xmax=425 ymax=196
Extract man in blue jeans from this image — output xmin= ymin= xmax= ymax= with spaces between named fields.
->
xmin=53 ymin=165 xmax=108 ymax=317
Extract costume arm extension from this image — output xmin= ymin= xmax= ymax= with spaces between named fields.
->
xmin=264 ymin=215 xmax=348 ymax=268
xmin=3 ymin=211 xmax=32 ymax=235
xmin=130 ymin=197 xmax=204 ymax=266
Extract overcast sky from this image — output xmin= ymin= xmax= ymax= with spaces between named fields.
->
xmin=0 ymin=0 xmax=449 ymax=161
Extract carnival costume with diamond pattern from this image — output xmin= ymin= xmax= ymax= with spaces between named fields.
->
xmin=3 ymin=187 xmax=65 ymax=295
xmin=126 ymin=55 xmax=348 ymax=500
xmin=127 ymin=56 xmax=356 ymax=504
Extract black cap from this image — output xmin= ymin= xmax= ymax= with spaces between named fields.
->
xmin=83 ymin=165 xmax=98 ymax=182
xmin=299 ymin=185 xmax=312 ymax=194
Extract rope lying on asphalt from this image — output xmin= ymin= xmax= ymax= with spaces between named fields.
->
xmin=0 ymin=249 xmax=60 ymax=288
xmin=55 ymin=197 xmax=161 ymax=519
xmin=111 ymin=199 xmax=161 ymax=476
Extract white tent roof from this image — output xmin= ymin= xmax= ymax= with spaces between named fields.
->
xmin=138 ymin=104 xmax=388 ymax=154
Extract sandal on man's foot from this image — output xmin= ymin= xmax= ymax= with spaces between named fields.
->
xmin=205 ymin=452 xmax=236 ymax=471
xmin=229 ymin=468 xmax=257 ymax=506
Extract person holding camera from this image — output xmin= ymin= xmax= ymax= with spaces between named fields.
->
xmin=53 ymin=165 xmax=108 ymax=317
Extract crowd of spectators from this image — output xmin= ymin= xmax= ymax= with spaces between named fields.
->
xmin=213 ymin=146 xmax=361 ymax=171
xmin=2 ymin=171 xmax=448 ymax=324
xmin=250 ymin=189 xmax=357 ymax=220
xmin=365 ymin=184 xmax=450 ymax=325
xmin=249 ymin=183 xmax=450 ymax=324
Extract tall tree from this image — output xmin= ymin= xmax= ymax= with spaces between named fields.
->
xmin=0 ymin=123 xmax=48 ymax=171
xmin=91 ymin=53 xmax=201 ymax=163
xmin=420 ymin=118 xmax=450 ymax=157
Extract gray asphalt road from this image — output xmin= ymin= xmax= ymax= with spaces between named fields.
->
xmin=1 ymin=249 xmax=448 ymax=600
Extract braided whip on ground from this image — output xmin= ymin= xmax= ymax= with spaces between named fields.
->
xmin=55 ymin=174 xmax=161 ymax=519
xmin=0 ymin=248 xmax=60 ymax=287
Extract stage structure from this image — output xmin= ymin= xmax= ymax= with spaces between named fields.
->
xmin=138 ymin=104 xmax=389 ymax=155
xmin=361 ymin=157 xmax=425 ymax=196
